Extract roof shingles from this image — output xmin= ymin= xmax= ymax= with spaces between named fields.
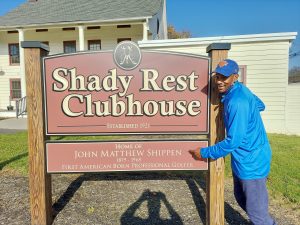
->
xmin=0 ymin=0 xmax=162 ymax=27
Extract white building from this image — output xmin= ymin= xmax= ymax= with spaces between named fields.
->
xmin=0 ymin=0 xmax=299 ymax=135
xmin=0 ymin=0 xmax=167 ymax=109
xmin=139 ymin=33 xmax=299 ymax=135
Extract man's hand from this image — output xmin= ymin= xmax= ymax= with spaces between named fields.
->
xmin=189 ymin=149 xmax=204 ymax=161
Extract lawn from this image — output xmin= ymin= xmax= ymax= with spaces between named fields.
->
xmin=267 ymin=134 xmax=300 ymax=204
xmin=0 ymin=132 xmax=28 ymax=175
xmin=225 ymin=133 xmax=300 ymax=205
xmin=0 ymin=132 xmax=299 ymax=205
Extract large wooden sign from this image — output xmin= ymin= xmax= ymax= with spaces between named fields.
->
xmin=43 ymin=41 xmax=210 ymax=135
xmin=22 ymin=41 xmax=229 ymax=225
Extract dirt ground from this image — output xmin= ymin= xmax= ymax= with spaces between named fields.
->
xmin=0 ymin=171 xmax=299 ymax=225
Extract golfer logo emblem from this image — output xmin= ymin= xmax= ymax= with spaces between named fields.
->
xmin=114 ymin=41 xmax=141 ymax=70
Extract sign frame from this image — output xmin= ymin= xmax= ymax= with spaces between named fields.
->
xmin=42 ymin=50 xmax=211 ymax=136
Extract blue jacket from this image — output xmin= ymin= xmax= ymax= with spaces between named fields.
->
xmin=201 ymin=81 xmax=272 ymax=179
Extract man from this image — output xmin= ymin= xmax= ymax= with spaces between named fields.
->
xmin=189 ymin=59 xmax=276 ymax=225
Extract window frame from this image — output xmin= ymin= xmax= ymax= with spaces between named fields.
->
xmin=63 ymin=40 xmax=76 ymax=53
xmin=8 ymin=43 xmax=20 ymax=65
xmin=9 ymin=78 xmax=22 ymax=100
xmin=88 ymin=40 xmax=101 ymax=51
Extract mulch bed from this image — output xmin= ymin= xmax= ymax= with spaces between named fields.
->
xmin=0 ymin=172 xmax=299 ymax=225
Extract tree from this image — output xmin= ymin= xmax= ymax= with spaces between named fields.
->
xmin=167 ymin=25 xmax=191 ymax=39
xmin=289 ymin=66 xmax=300 ymax=83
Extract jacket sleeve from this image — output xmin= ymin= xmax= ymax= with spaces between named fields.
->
xmin=200 ymin=99 xmax=250 ymax=159
xmin=254 ymin=95 xmax=265 ymax=112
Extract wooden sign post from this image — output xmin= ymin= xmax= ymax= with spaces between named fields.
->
xmin=206 ymin=43 xmax=231 ymax=225
xmin=22 ymin=42 xmax=53 ymax=225
xmin=22 ymin=40 xmax=230 ymax=225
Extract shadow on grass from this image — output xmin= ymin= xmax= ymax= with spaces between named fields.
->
xmin=0 ymin=152 xmax=28 ymax=170
xmin=52 ymin=172 xmax=250 ymax=224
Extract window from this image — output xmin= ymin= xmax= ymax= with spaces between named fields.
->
xmin=87 ymin=26 xmax=101 ymax=30
xmin=238 ymin=65 xmax=247 ymax=84
xmin=10 ymin=79 xmax=21 ymax=100
xmin=88 ymin=40 xmax=101 ymax=51
xmin=8 ymin=43 xmax=20 ymax=65
xmin=117 ymin=38 xmax=131 ymax=43
xmin=36 ymin=29 xmax=48 ymax=32
xmin=63 ymin=41 xmax=76 ymax=53
xmin=62 ymin=27 xmax=75 ymax=31
xmin=117 ymin=25 xmax=131 ymax=28
xmin=7 ymin=30 xmax=18 ymax=34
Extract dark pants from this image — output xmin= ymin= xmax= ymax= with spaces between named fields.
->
xmin=233 ymin=174 xmax=277 ymax=225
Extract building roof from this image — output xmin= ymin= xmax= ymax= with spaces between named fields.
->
xmin=139 ymin=32 xmax=298 ymax=48
xmin=0 ymin=0 xmax=162 ymax=28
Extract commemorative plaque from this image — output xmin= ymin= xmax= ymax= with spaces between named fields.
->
xmin=47 ymin=140 xmax=208 ymax=173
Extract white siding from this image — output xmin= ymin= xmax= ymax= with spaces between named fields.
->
xmin=140 ymin=40 xmax=292 ymax=134
xmin=0 ymin=31 xmax=297 ymax=134
xmin=0 ymin=25 xmax=144 ymax=109
xmin=286 ymin=83 xmax=300 ymax=135
xmin=228 ymin=41 xmax=290 ymax=134
xmin=0 ymin=32 xmax=21 ymax=109
xmin=24 ymin=25 xmax=144 ymax=54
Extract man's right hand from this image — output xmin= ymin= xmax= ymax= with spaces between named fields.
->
xmin=188 ymin=149 xmax=205 ymax=161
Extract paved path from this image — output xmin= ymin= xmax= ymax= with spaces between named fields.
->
xmin=0 ymin=118 xmax=27 ymax=133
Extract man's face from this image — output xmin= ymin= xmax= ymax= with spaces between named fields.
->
xmin=214 ymin=73 xmax=239 ymax=93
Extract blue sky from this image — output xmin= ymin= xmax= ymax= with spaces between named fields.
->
xmin=0 ymin=0 xmax=299 ymax=68
xmin=167 ymin=0 xmax=300 ymax=69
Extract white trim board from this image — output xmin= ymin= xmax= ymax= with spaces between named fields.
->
xmin=139 ymin=32 xmax=298 ymax=48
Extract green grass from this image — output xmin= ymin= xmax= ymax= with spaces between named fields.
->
xmin=0 ymin=131 xmax=28 ymax=175
xmin=0 ymin=133 xmax=125 ymax=175
xmin=225 ymin=134 xmax=300 ymax=205
xmin=0 ymin=132 xmax=299 ymax=205
xmin=267 ymin=134 xmax=300 ymax=204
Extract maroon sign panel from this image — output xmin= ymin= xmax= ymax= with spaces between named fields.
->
xmin=43 ymin=45 xmax=209 ymax=135
xmin=46 ymin=141 xmax=208 ymax=173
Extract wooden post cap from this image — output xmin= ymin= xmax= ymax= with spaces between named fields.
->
xmin=21 ymin=41 xmax=49 ymax=52
xmin=206 ymin=43 xmax=231 ymax=53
